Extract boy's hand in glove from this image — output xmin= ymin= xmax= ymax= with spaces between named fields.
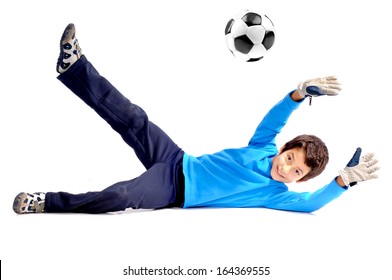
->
xmin=297 ymin=76 xmax=342 ymax=104
xmin=338 ymin=148 xmax=380 ymax=187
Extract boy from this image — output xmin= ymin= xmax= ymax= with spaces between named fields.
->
xmin=13 ymin=23 xmax=379 ymax=214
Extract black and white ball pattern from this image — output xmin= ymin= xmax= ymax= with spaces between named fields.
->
xmin=225 ymin=10 xmax=275 ymax=62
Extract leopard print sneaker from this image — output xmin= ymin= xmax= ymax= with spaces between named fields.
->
xmin=56 ymin=23 xmax=83 ymax=73
xmin=13 ymin=192 xmax=46 ymax=214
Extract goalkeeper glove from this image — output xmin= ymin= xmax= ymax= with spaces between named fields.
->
xmin=338 ymin=148 xmax=379 ymax=187
xmin=297 ymin=76 xmax=342 ymax=105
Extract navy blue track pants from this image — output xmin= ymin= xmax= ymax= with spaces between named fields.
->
xmin=45 ymin=56 xmax=185 ymax=213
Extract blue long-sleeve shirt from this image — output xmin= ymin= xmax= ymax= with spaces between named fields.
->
xmin=182 ymin=92 xmax=346 ymax=212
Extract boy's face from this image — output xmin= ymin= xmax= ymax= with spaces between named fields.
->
xmin=271 ymin=147 xmax=311 ymax=183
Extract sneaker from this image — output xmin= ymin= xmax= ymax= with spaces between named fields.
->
xmin=56 ymin=23 xmax=83 ymax=73
xmin=13 ymin=192 xmax=46 ymax=214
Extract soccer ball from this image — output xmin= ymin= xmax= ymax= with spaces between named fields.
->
xmin=225 ymin=10 xmax=275 ymax=62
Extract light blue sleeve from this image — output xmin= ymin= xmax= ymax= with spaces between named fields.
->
xmin=249 ymin=91 xmax=303 ymax=147
xmin=264 ymin=178 xmax=347 ymax=213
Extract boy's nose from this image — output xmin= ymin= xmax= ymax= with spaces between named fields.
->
xmin=283 ymin=165 xmax=291 ymax=174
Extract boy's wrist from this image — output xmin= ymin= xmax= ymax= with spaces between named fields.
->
xmin=290 ymin=90 xmax=305 ymax=102
xmin=336 ymin=176 xmax=346 ymax=187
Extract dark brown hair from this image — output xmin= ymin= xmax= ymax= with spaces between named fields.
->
xmin=281 ymin=134 xmax=329 ymax=182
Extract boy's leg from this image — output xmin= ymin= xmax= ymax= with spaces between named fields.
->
xmin=57 ymin=24 xmax=182 ymax=169
xmin=14 ymin=155 xmax=185 ymax=214
xmin=43 ymin=161 xmax=185 ymax=213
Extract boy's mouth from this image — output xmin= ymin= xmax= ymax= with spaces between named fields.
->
xmin=277 ymin=166 xmax=285 ymax=179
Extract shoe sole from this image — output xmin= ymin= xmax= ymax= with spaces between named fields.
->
xmin=60 ymin=23 xmax=75 ymax=45
xmin=13 ymin=192 xmax=27 ymax=214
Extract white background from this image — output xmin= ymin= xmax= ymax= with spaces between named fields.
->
xmin=1 ymin=0 xmax=391 ymax=279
